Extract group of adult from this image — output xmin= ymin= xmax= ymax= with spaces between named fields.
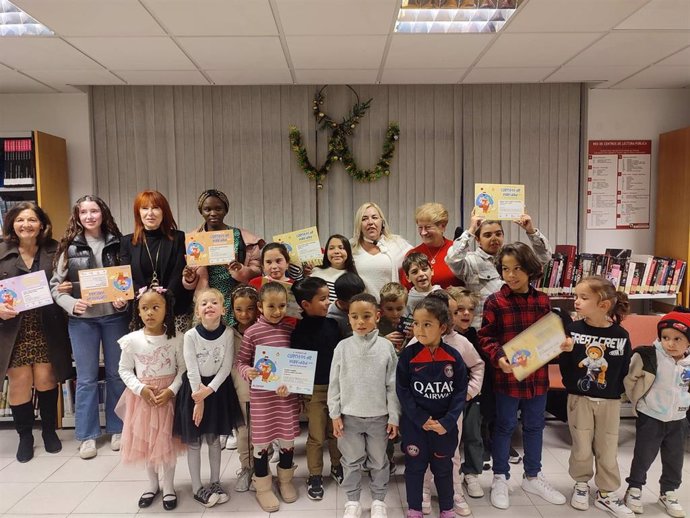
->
xmin=0 ymin=190 xmax=550 ymax=464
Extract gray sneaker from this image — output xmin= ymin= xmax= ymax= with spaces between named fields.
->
xmin=235 ymin=466 xmax=253 ymax=492
xmin=209 ymin=481 xmax=229 ymax=504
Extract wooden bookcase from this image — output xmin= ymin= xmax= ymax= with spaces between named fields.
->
xmin=655 ymin=126 xmax=690 ymax=308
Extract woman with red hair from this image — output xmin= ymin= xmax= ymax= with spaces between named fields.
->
xmin=120 ymin=191 xmax=192 ymax=326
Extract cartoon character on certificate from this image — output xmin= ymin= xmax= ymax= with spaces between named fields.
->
xmin=255 ymin=353 xmax=278 ymax=383
xmin=186 ymin=241 xmax=204 ymax=261
xmin=476 ymin=192 xmax=494 ymax=214
xmin=113 ymin=272 xmax=132 ymax=292
xmin=1 ymin=288 xmax=18 ymax=308
xmin=510 ymin=349 xmax=531 ymax=368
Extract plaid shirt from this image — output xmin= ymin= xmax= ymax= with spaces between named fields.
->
xmin=479 ymin=283 xmax=551 ymax=398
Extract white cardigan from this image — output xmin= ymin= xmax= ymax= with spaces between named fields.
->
xmin=351 ymin=235 xmax=412 ymax=302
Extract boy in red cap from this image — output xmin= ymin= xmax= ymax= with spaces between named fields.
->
xmin=623 ymin=307 xmax=690 ymax=518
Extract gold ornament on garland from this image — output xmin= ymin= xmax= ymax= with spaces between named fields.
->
xmin=289 ymin=85 xmax=400 ymax=186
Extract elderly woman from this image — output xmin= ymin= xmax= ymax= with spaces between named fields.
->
xmin=403 ymin=202 xmax=462 ymax=290
xmin=350 ymin=202 xmax=412 ymax=301
xmin=0 ymin=202 xmax=72 ymax=463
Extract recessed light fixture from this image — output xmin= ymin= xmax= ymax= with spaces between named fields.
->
xmin=0 ymin=0 xmax=53 ymax=36
xmin=395 ymin=0 xmax=521 ymax=34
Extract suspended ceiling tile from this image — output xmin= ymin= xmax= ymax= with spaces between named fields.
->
xmin=178 ymin=37 xmax=288 ymax=70
xmin=12 ymin=0 xmax=165 ymax=36
xmin=67 ymin=37 xmax=196 ymax=70
xmin=657 ymin=45 xmax=690 ymax=66
xmin=567 ymin=31 xmax=690 ymax=67
xmin=545 ymin=65 xmax=642 ymax=84
xmin=463 ymin=66 xmax=555 ymax=83
xmin=21 ymin=69 xmax=125 ymax=87
xmin=143 ymin=0 xmax=278 ymax=36
xmin=0 ymin=68 xmax=54 ymax=92
xmin=381 ymin=68 xmax=466 ymax=83
xmin=206 ymin=69 xmax=293 ymax=84
xmin=614 ymin=65 xmax=690 ymax=88
xmin=287 ymin=35 xmax=387 ymax=69
xmin=0 ymin=37 xmax=101 ymax=69
xmin=386 ymin=34 xmax=493 ymax=69
xmin=477 ymin=32 xmax=602 ymax=67
xmin=615 ymin=0 xmax=690 ymax=30
xmin=294 ymin=68 xmax=378 ymax=84
xmin=115 ymin=70 xmax=210 ymax=85
xmin=505 ymin=0 xmax=647 ymax=33
xmin=276 ymin=0 xmax=397 ymax=35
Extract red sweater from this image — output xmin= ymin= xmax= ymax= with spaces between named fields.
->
xmin=401 ymin=239 xmax=461 ymax=290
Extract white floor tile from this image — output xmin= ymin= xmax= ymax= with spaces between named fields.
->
xmin=0 ymin=455 xmax=69 ymax=483
xmin=0 ymin=482 xmax=38 ymax=513
xmin=46 ymin=455 xmax=120 ymax=482
xmin=7 ymin=481 xmax=97 ymax=515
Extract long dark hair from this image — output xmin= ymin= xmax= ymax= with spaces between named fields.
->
xmin=54 ymin=195 xmax=122 ymax=268
xmin=2 ymin=201 xmax=52 ymax=246
xmin=320 ymin=233 xmax=358 ymax=274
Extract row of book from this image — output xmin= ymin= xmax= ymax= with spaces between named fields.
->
xmin=538 ymin=246 xmax=687 ymax=296
xmin=0 ymin=381 xmax=42 ymax=418
xmin=61 ymin=379 xmax=107 ymax=417
xmin=1 ymin=138 xmax=35 ymax=187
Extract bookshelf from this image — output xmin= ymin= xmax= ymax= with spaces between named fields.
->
xmin=0 ymin=130 xmax=70 ymax=237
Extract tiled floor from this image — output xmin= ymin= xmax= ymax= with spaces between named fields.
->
xmin=0 ymin=419 xmax=688 ymax=517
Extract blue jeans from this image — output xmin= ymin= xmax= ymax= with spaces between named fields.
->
xmin=492 ymin=392 xmax=547 ymax=479
xmin=68 ymin=313 xmax=129 ymax=441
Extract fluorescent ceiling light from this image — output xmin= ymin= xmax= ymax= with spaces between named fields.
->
xmin=396 ymin=0 xmax=520 ymax=34
xmin=0 ymin=0 xmax=53 ymax=36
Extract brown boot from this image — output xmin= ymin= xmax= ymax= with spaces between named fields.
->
xmin=277 ymin=465 xmax=298 ymax=503
xmin=252 ymin=474 xmax=280 ymax=512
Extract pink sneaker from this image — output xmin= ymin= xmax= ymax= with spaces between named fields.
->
xmin=439 ymin=511 xmax=455 ymax=518
xmin=407 ymin=511 xmax=424 ymax=518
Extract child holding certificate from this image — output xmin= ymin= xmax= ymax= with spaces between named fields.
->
xmin=479 ymin=242 xmax=571 ymax=510
xmin=558 ymin=276 xmax=634 ymax=516
xmin=235 ymin=282 xmax=300 ymax=512
xmin=173 ymin=288 xmax=244 ymax=508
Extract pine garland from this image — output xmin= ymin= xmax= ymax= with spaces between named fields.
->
xmin=289 ymin=87 xmax=400 ymax=186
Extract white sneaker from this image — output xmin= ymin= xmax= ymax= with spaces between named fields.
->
xmin=225 ymin=432 xmax=237 ymax=450
xmin=571 ymin=482 xmax=590 ymax=510
xmin=343 ymin=500 xmax=362 ymax=518
xmin=371 ymin=499 xmax=387 ymax=518
xmin=659 ymin=491 xmax=686 ymax=518
xmin=625 ymin=487 xmax=643 ymax=514
xmin=422 ymin=485 xmax=431 ymax=515
xmin=453 ymin=483 xmax=471 ymax=516
xmin=491 ymin=474 xmax=510 ymax=509
xmin=521 ymin=472 xmax=566 ymax=505
xmin=595 ymin=491 xmax=635 ymax=517
xmin=110 ymin=433 xmax=121 ymax=451
xmin=79 ymin=439 xmax=97 ymax=459
xmin=463 ymin=473 xmax=484 ymax=498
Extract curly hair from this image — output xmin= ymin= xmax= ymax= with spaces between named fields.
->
xmin=130 ymin=287 xmax=177 ymax=339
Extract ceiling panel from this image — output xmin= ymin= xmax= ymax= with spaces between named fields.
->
xmin=567 ymin=31 xmax=690 ymax=67
xmin=178 ymin=37 xmax=288 ymax=70
xmin=614 ymin=65 xmax=690 ymax=88
xmin=386 ymin=34 xmax=493 ymax=69
xmin=276 ymin=0 xmax=397 ymax=35
xmin=381 ymin=68 xmax=465 ymax=83
xmin=0 ymin=38 xmax=101 ymax=70
xmin=13 ymin=0 xmax=165 ymax=36
xmin=463 ymin=67 xmax=555 ymax=83
xmin=143 ymin=0 xmax=278 ymax=36
xmin=657 ymin=45 xmax=690 ymax=65
xmin=545 ymin=65 xmax=641 ymax=84
xmin=207 ymin=69 xmax=293 ymax=84
xmin=506 ymin=0 xmax=647 ymax=33
xmin=115 ymin=70 xmax=210 ymax=85
xmin=287 ymin=35 xmax=387 ymax=69
xmin=0 ymin=67 xmax=54 ymax=93
xmin=478 ymin=33 xmax=602 ymax=67
xmin=616 ymin=0 xmax=690 ymax=30
xmin=67 ymin=37 xmax=196 ymax=70
xmin=294 ymin=69 xmax=378 ymax=84
xmin=22 ymin=69 xmax=124 ymax=87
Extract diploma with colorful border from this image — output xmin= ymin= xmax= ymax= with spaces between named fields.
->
xmin=252 ymin=345 xmax=318 ymax=395
xmin=273 ymin=226 xmax=323 ymax=266
xmin=185 ymin=230 xmax=235 ymax=266
xmin=78 ymin=265 xmax=135 ymax=304
xmin=502 ymin=311 xmax=566 ymax=382
xmin=0 ymin=271 xmax=53 ymax=312
xmin=474 ymin=183 xmax=525 ymax=220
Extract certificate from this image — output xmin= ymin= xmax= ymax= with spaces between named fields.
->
xmin=474 ymin=183 xmax=525 ymax=220
xmin=0 ymin=270 xmax=53 ymax=312
xmin=273 ymin=226 xmax=323 ymax=266
xmin=502 ymin=311 xmax=566 ymax=382
xmin=251 ymin=345 xmax=318 ymax=395
xmin=78 ymin=265 xmax=135 ymax=304
xmin=185 ymin=230 xmax=235 ymax=266
xmin=262 ymin=278 xmax=302 ymax=319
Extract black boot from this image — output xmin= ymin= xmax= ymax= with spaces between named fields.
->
xmin=10 ymin=401 xmax=35 ymax=463
xmin=37 ymin=387 xmax=62 ymax=454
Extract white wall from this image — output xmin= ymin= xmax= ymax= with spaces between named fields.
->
xmin=583 ymin=88 xmax=690 ymax=255
xmin=0 ymin=93 xmax=93 ymax=202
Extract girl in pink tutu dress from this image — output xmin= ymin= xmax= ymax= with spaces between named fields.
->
xmin=117 ymin=286 xmax=186 ymax=511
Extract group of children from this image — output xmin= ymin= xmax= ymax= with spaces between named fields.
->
xmin=112 ymin=232 xmax=690 ymax=518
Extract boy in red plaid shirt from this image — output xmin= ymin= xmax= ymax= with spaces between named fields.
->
xmin=479 ymin=242 xmax=573 ymax=510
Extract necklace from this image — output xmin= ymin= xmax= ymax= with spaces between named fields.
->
xmin=143 ymin=236 xmax=161 ymax=286
xmin=422 ymin=242 xmax=444 ymax=266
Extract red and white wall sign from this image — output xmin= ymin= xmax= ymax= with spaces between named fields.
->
xmin=586 ymin=140 xmax=651 ymax=230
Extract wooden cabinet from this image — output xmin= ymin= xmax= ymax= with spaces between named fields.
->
xmin=655 ymin=127 xmax=690 ymax=307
